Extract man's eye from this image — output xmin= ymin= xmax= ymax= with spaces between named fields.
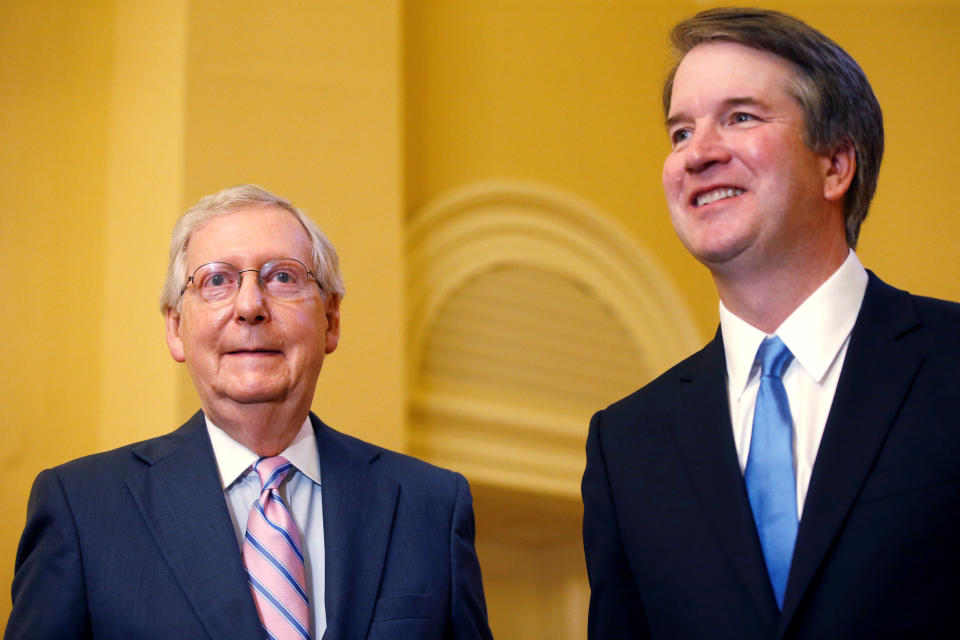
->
xmin=202 ymin=271 xmax=234 ymax=288
xmin=267 ymin=270 xmax=298 ymax=285
xmin=671 ymin=128 xmax=691 ymax=145
xmin=732 ymin=112 xmax=755 ymax=123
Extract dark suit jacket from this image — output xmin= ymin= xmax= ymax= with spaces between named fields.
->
xmin=6 ymin=412 xmax=492 ymax=640
xmin=582 ymin=273 xmax=960 ymax=639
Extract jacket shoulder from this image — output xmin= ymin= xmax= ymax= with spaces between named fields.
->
xmin=42 ymin=412 xmax=205 ymax=482
xmin=316 ymin=417 xmax=466 ymax=492
xmin=601 ymin=338 xmax=718 ymax=422
xmin=910 ymin=292 xmax=960 ymax=325
xmin=865 ymin=273 xmax=960 ymax=352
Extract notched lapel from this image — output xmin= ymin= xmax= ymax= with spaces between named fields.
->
xmin=668 ymin=335 xmax=780 ymax=630
xmin=318 ymin=419 xmax=399 ymax=640
xmin=780 ymin=275 xmax=923 ymax=632
xmin=125 ymin=413 xmax=264 ymax=640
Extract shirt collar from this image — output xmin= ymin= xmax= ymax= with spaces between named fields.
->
xmin=205 ymin=415 xmax=322 ymax=489
xmin=720 ymin=249 xmax=868 ymax=397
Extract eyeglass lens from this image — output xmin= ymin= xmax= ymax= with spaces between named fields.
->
xmin=190 ymin=259 xmax=316 ymax=303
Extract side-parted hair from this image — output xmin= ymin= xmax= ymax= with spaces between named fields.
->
xmin=159 ymin=184 xmax=345 ymax=314
xmin=663 ymin=7 xmax=884 ymax=248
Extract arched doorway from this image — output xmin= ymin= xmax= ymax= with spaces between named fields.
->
xmin=407 ymin=180 xmax=699 ymax=637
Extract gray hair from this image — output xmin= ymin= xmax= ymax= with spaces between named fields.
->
xmin=662 ymin=7 xmax=884 ymax=248
xmin=159 ymin=184 xmax=345 ymax=313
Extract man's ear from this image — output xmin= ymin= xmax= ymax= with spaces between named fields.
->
xmin=324 ymin=294 xmax=341 ymax=355
xmin=165 ymin=308 xmax=186 ymax=363
xmin=823 ymin=139 xmax=857 ymax=202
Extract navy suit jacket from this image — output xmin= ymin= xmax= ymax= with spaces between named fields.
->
xmin=6 ymin=412 xmax=493 ymax=640
xmin=583 ymin=273 xmax=960 ymax=639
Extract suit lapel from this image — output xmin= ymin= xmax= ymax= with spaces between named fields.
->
xmin=316 ymin=416 xmax=399 ymax=640
xmin=125 ymin=412 xmax=264 ymax=640
xmin=668 ymin=333 xmax=780 ymax=630
xmin=779 ymin=274 xmax=923 ymax=633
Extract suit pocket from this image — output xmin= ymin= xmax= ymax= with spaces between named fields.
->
xmin=371 ymin=594 xmax=434 ymax=621
xmin=857 ymin=472 xmax=960 ymax=506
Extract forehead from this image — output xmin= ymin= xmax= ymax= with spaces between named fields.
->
xmin=186 ymin=206 xmax=312 ymax=267
xmin=670 ymin=41 xmax=801 ymax=113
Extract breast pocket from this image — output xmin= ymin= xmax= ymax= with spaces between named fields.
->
xmin=371 ymin=593 xmax=435 ymax=622
xmin=368 ymin=594 xmax=440 ymax=640
xmin=856 ymin=469 xmax=960 ymax=507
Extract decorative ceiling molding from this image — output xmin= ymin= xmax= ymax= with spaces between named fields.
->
xmin=406 ymin=179 xmax=701 ymax=497
xmin=407 ymin=179 xmax=700 ymax=377
xmin=407 ymin=180 xmax=699 ymax=500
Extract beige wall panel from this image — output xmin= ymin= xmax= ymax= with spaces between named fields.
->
xmin=473 ymin=484 xmax=588 ymax=639
xmin=0 ymin=0 xmax=114 ymax=626
xmin=181 ymin=0 xmax=406 ymax=449
xmin=98 ymin=0 xmax=188 ymax=451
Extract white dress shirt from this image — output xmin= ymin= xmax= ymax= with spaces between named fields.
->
xmin=720 ymin=250 xmax=868 ymax=517
xmin=206 ymin=416 xmax=327 ymax=638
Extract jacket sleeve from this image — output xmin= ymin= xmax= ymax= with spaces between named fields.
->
xmin=448 ymin=474 xmax=494 ymax=640
xmin=582 ymin=410 xmax=651 ymax=640
xmin=5 ymin=469 xmax=92 ymax=640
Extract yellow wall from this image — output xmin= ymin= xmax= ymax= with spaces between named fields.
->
xmin=1 ymin=0 xmax=112 ymax=625
xmin=2 ymin=0 xmax=958 ymax=631
xmin=99 ymin=0 xmax=187 ymax=450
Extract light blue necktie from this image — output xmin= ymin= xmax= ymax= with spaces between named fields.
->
xmin=744 ymin=336 xmax=797 ymax=610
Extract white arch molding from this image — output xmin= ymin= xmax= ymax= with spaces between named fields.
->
xmin=406 ymin=179 xmax=701 ymax=497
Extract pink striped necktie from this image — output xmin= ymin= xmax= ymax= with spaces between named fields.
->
xmin=243 ymin=456 xmax=311 ymax=640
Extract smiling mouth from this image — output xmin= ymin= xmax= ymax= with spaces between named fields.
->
xmin=693 ymin=187 xmax=745 ymax=208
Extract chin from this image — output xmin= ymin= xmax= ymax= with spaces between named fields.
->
xmin=229 ymin=392 xmax=288 ymax=405
xmin=682 ymin=237 xmax=748 ymax=267
xmin=697 ymin=248 xmax=749 ymax=268
xmin=219 ymin=380 xmax=291 ymax=405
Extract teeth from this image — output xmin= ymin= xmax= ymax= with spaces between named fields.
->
xmin=695 ymin=188 xmax=745 ymax=207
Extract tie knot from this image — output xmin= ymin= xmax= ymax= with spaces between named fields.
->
xmin=253 ymin=456 xmax=293 ymax=492
xmin=757 ymin=336 xmax=793 ymax=379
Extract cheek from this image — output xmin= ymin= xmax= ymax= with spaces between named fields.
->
xmin=738 ymin=132 xmax=788 ymax=172
xmin=662 ymin=156 xmax=684 ymax=196
xmin=739 ymin=142 xmax=767 ymax=167
xmin=287 ymin=311 xmax=329 ymax=353
xmin=179 ymin=310 xmax=228 ymax=358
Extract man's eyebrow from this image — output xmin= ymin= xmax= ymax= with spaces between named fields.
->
xmin=723 ymin=96 xmax=766 ymax=110
xmin=665 ymin=96 xmax=767 ymax=130
xmin=664 ymin=112 xmax=687 ymax=130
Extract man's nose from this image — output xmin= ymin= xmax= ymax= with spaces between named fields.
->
xmin=233 ymin=273 xmax=269 ymax=323
xmin=684 ymin=126 xmax=731 ymax=173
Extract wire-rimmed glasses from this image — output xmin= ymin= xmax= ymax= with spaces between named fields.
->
xmin=182 ymin=258 xmax=323 ymax=304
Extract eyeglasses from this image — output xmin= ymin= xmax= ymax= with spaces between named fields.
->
xmin=182 ymin=258 xmax=323 ymax=304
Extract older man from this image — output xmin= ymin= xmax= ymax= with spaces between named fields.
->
xmin=583 ymin=8 xmax=960 ymax=639
xmin=6 ymin=185 xmax=492 ymax=640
